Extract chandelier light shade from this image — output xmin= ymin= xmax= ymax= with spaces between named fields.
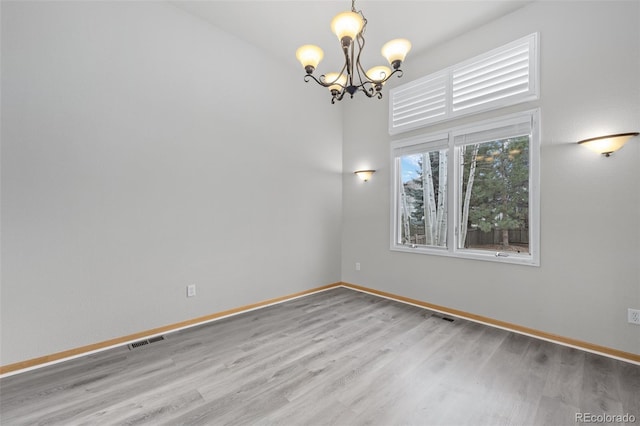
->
xmin=331 ymin=11 xmax=364 ymax=45
xmin=296 ymin=0 xmax=411 ymax=103
xmin=324 ymin=72 xmax=348 ymax=93
xmin=577 ymin=132 xmax=639 ymax=157
xmin=381 ymin=39 xmax=412 ymax=68
xmin=295 ymin=45 xmax=324 ymax=74
xmin=366 ymin=66 xmax=392 ymax=83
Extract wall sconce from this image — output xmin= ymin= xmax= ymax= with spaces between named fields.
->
xmin=577 ymin=132 xmax=639 ymax=157
xmin=354 ymin=169 xmax=375 ymax=182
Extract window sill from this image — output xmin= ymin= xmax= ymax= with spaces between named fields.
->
xmin=390 ymin=244 xmax=540 ymax=267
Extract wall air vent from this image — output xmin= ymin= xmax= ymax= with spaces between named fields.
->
xmin=127 ymin=335 xmax=165 ymax=350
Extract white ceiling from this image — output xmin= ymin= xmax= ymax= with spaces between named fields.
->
xmin=171 ymin=0 xmax=533 ymax=74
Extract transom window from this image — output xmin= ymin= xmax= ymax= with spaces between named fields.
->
xmin=389 ymin=33 xmax=539 ymax=135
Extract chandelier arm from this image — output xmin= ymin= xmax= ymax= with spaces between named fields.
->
xmin=354 ymin=8 xmax=369 ymax=85
xmin=361 ymin=85 xmax=376 ymax=97
xmin=352 ymin=37 xmax=377 ymax=98
xmin=339 ymin=76 xmax=375 ymax=98
xmin=348 ymin=34 xmax=376 ymax=97
xmin=335 ymin=57 xmax=351 ymax=100
xmin=354 ymin=33 xmax=370 ymax=87
xmin=331 ymin=37 xmax=352 ymax=89
xmin=337 ymin=57 xmax=350 ymax=82
xmin=345 ymin=44 xmax=354 ymax=87
xmin=379 ymin=68 xmax=404 ymax=84
xmin=359 ymin=82 xmax=377 ymax=97
xmin=304 ymin=73 xmax=330 ymax=87
xmin=343 ymin=80 xmax=383 ymax=98
xmin=350 ymin=2 xmax=369 ymax=93
xmin=303 ymin=67 xmax=351 ymax=92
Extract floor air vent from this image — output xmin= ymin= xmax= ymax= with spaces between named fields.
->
xmin=128 ymin=335 xmax=165 ymax=350
xmin=432 ymin=313 xmax=455 ymax=322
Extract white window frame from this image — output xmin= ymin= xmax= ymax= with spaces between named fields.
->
xmin=389 ymin=33 xmax=539 ymax=135
xmin=390 ymin=109 xmax=540 ymax=266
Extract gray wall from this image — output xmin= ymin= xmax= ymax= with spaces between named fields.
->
xmin=2 ymin=0 xmax=639 ymax=368
xmin=342 ymin=1 xmax=640 ymax=355
xmin=1 ymin=1 xmax=342 ymax=365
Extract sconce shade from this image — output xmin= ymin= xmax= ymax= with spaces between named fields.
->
xmin=331 ymin=11 xmax=364 ymax=44
xmin=354 ymin=169 xmax=375 ymax=182
xmin=296 ymin=45 xmax=324 ymax=72
xmin=577 ymin=132 xmax=639 ymax=157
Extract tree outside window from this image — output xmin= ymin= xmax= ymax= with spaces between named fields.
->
xmin=399 ymin=149 xmax=448 ymax=247
xmin=459 ymin=136 xmax=529 ymax=253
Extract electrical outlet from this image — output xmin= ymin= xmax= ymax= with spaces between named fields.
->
xmin=628 ymin=308 xmax=640 ymax=325
xmin=355 ymin=262 xmax=361 ymax=271
xmin=187 ymin=284 xmax=196 ymax=298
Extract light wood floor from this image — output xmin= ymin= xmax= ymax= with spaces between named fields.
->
xmin=1 ymin=287 xmax=638 ymax=425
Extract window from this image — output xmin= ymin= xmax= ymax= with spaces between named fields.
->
xmin=389 ymin=33 xmax=538 ymax=135
xmin=391 ymin=110 xmax=540 ymax=266
xmin=397 ymin=144 xmax=448 ymax=248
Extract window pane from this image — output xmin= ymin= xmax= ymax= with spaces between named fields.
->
xmin=458 ymin=136 xmax=529 ymax=254
xmin=398 ymin=150 xmax=448 ymax=247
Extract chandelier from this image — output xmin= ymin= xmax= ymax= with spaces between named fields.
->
xmin=295 ymin=0 xmax=411 ymax=103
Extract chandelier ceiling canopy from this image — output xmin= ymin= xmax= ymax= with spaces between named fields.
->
xmin=296 ymin=0 xmax=411 ymax=103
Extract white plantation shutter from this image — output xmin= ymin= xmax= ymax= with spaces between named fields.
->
xmin=389 ymin=71 xmax=447 ymax=134
xmin=389 ymin=34 xmax=538 ymax=135
xmin=452 ymin=35 xmax=536 ymax=113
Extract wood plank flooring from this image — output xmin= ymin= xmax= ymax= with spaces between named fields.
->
xmin=1 ymin=287 xmax=638 ymax=425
